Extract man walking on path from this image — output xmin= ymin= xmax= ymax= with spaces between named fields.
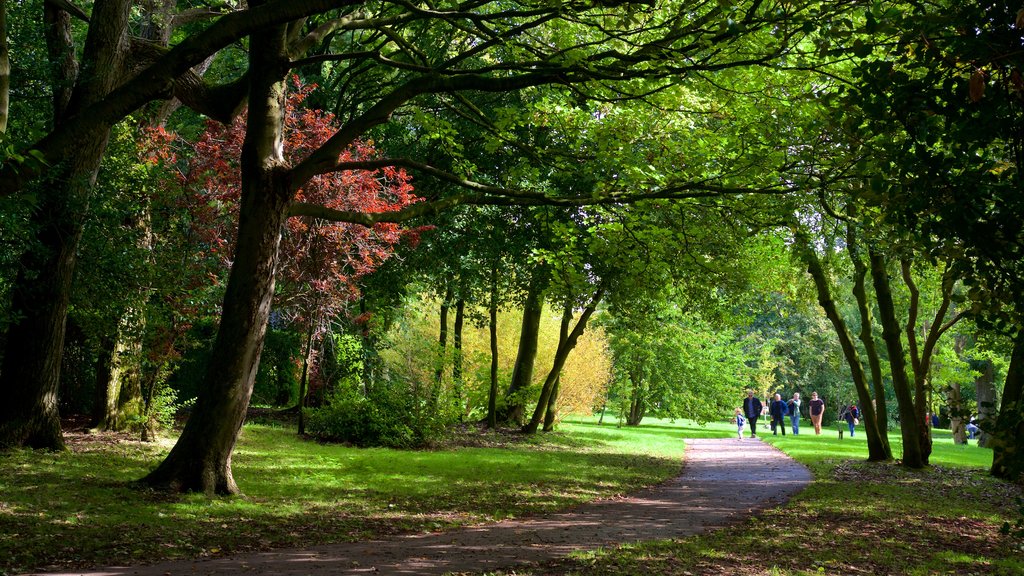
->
xmin=743 ymin=390 xmax=763 ymax=438
xmin=788 ymin=392 xmax=801 ymax=435
xmin=769 ymin=393 xmax=788 ymax=436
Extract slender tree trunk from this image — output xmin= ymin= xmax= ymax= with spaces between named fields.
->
xmin=847 ymin=219 xmax=891 ymax=446
xmin=795 ymin=228 xmax=890 ymax=460
xmin=453 ymin=299 xmax=465 ymax=419
xmin=542 ymin=302 xmax=572 ymax=432
xmin=543 ymin=376 xmax=561 ymax=432
xmin=976 ymin=359 xmax=997 ymax=448
xmin=524 ymin=290 xmax=602 ymax=434
xmin=93 ymin=306 xmax=147 ymax=431
xmin=900 ymin=260 xmax=932 ymax=464
xmin=140 ymin=19 xmax=291 ymax=494
xmin=991 ymin=332 xmax=1024 ymax=481
xmin=503 ymin=273 xmax=545 ymax=425
xmin=948 ymin=380 xmax=967 ymax=444
xmin=91 ymin=336 xmax=116 ymax=429
xmin=487 ymin=266 xmax=499 ymax=429
xmin=297 ymin=317 xmax=317 ymax=436
xmin=627 ymin=375 xmax=646 ymax=426
xmin=870 ymin=249 xmax=925 ymax=468
xmin=947 ymin=335 xmax=968 ymax=444
xmin=0 ymin=0 xmax=8 ymax=134
xmin=434 ymin=285 xmax=452 ymax=385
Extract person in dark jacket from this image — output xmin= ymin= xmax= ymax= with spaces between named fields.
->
xmin=840 ymin=403 xmax=860 ymax=437
xmin=769 ymin=393 xmax=789 ymax=436
xmin=742 ymin=390 xmax=763 ymax=438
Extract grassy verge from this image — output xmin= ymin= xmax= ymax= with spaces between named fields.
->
xmin=478 ymin=423 xmax=1024 ymax=576
xmin=0 ymin=418 xmax=686 ymax=575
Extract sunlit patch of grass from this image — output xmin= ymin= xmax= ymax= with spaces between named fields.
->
xmin=469 ymin=426 xmax=1022 ymax=576
xmin=0 ymin=419 xmax=688 ymax=574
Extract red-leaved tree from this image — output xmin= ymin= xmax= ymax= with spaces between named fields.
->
xmin=173 ymin=80 xmax=418 ymax=409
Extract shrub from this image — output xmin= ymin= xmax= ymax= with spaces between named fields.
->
xmin=305 ymin=377 xmax=455 ymax=448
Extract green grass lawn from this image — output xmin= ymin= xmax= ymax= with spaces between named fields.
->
xmin=0 ymin=419 xmax=685 ymax=574
xmin=483 ymin=419 xmax=1024 ymax=576
xmin=1 ymin=417 xmax=1021 ymax=576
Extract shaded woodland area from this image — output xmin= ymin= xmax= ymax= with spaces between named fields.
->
xmin=0 ymin=0 xmax=1022 ymax=497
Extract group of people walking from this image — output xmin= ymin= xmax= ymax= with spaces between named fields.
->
xmin=734 ymin=390 xmax=855 ymax=439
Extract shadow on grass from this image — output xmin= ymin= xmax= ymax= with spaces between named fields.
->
xmin=0 ymin=424 xmax=683 ymax=574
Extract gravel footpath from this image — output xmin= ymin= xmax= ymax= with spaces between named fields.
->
xmin=34 ymin=437 xmax=811 ymax=576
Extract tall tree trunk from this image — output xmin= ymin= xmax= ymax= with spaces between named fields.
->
xmin=0 ymin=3 xmax=131 ymax=449
xmin=434 ymin=285 xmax=452 ymax=385
xmin=453 ymin=298 xmax=465 ymax=419
xmin=870 ymin=249 xmax=925 ymax=468
xmin=795 ymin=228 xmax=890 ymax=461
xmin=140 ymin=18 xmax=291 ymax=494
xmin=487 ymin=266 xmax=499 ymax=429
xmin=0 ymin=0 xmax=8 ymax=133
xmin=900 ymin=260 xmax=932 ymax=464
xmin=902 ymin=260 xmax=963 ymax=463
xmin=947 ymin=335 xmax=968 ymax=444
xmin=543 ymin=375 xmax=561 ymax=432
xmin=948 ymin=380 xmax=967 ymax=444
xmin=847 ymin=219 xmax=891 ymax=446
xmin=524 ymin=289 xmax=602 ymax=434
xmin=93 ymin=305 xmax=147 ymax=431
xmin=542 ymin=302 xmax=572 ymax=432
xmin=91 ymin=336 xmax=116 ymax=429
xmin=975 ymin=359 xmax=997 ymax=448
xmin=503 ymin=273 xmax=545 ymax=425
xmin=296 ymin=316 xmax=317 ymax=436
xmin=627 ymin=371 xmax=646 ymax=426
xmin=991 ymin=332 xmax=1024 ymax=481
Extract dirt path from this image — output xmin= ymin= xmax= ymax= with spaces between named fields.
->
xmin=35 ymin=438 xmax=811 ymax=576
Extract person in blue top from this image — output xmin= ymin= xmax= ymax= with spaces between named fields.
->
xmin=840 ymin=403 xmax=860 ymax=437
xmin=742 ymin=390 xmax=763 ymax=438
xmin=733 ymin=408 xmax=746 ymax=440
xmin=787 ymin=392 xmax=801 ymax=435
xmin=769 ymin=393 xmax=789 ymax=436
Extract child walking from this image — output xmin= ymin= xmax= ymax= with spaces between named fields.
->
xmin=734 ymin=408 xmax=746 ymax=440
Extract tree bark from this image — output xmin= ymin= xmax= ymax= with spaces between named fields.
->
xmin=847 ymin=219 xmax=891 ymax=448
xmin=991 ymin=332 xmax=1024 ymax=481
xmin=0 ymin=2 xmax=131 ymax=450
xmin=296 ymin=316 xmax=317 ymax=436
xmin=0 ymin=0 xmax=8 ymax=133
xmin=795 ymin=228 xmax=890 ymax=461
xmin=627 ymin=369 xmax=647 ymax=426
xmin=487 ymin=266 xmax=499 ymax=429
xmin=869 ymin=249 xmax=925 ymax=468
xmin=453 ymin=298 xmax=465 ymax=419
xmin=542 ymin=303 xmax=571 ymax=432
xmin=503 ymin=271 xmax=545 ymax=425
xmin=900 ymin=259 xmax=932 ymax=464
xmin=524 ymin=290 xmax=602 ymax=434
xmin=975 ymin=359 xmax=997 ymax=448
xmin=434 ymin=285 xmax=452 ymax=385
xmin=139 ymin=17 xmax=291 ymax=494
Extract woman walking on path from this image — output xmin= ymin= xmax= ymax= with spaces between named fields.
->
xmin=743 ymin=390 xmax=763 ymax=438
xmin=808 ymin=392 xmax=825 ymax=435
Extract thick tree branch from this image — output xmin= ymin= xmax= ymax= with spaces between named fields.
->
xmin=45 ymin=0 xmax=90 ymax=23
xmin=1 ymin=0 xmax=362 ymax=194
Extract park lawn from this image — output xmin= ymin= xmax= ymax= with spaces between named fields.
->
xmin=485 ymin=422 xmax=1024 ymax=576
xmin=0 ymin=418 xmax=686 ymax=575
